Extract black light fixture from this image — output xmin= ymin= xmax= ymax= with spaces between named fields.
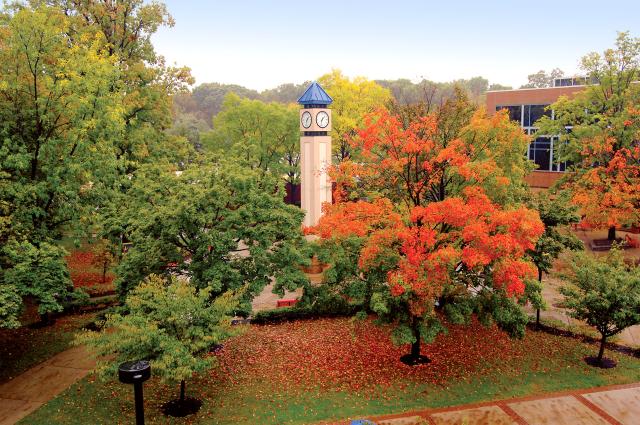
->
xmin=118 ymin=360 xmax=151 ymax=425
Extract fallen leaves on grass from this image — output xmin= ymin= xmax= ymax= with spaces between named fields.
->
xmin=65 ymin=250 xmax=115 ymax=291
xmin=207 ymin=316 xmax=574 ymax=398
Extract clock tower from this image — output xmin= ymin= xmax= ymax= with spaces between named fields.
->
xmin=298 ymin=82 xmax=333 ymax=227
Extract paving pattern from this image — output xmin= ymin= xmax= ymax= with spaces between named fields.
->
xmin=335 ymin=383 xmax=640 ymax=425
xmin=0 ymin=346 xmax=95 ymax=425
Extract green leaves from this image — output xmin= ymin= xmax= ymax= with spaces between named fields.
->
xmin=78 ymin=274 xmax=240 ymax=385
xmin=202 ymin=93 xmax=300 ymax=185
xmin=527 ymin=192 xmax=582 ymax=276
xmin=115 ymin=157 xmax=308 ymax=314
xmin=560 ymin=249 xmax=640 ymax=339
xmin=4 ymin=241 xmax=76 ymax=316
xmin=0 ymin=282 xmax=21 ymax=328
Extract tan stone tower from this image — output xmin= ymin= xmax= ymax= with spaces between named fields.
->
xmin=298 ymin=82 xmax=333 ymax=227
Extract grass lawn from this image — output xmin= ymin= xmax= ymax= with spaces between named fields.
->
xmin=20 ymin=316 xmax=640 ymax=425
xmin=0 ymin=312 xmax=97 ymax=383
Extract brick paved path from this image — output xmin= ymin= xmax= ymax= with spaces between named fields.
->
xmin=331 ymin=382 xmax=640 ymax=425
xmin=0 ymin=346 xmax=95 ymax=425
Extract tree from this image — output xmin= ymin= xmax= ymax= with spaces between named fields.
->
xmin=201 ymin=93 xmax=301 ymax=185
xmin=520 ymin=68 xmax=564 ymax=88
xmin=318 ymin=69 xmax=392 ymax=162
xmin=46 ymin=0 xmax=195 ymax=170
xmin=169 ymin=112 xmax=210 ymax=151
xmin=115 ymin=157 xmax=308 ymax=315
xmin=559 ymin=250 xmax=640 ymax=367
xmin=78 ymin=274 xmax=239 ymax=413
xmin=488 ymin=83 xmax=513 ymax=91
xmin=527 ymin=192 xmax=583 ymax=327
xmin=0 ymin=5 xmax=124 ymax=325
xmin=260 ymin=82 xmax=309 ymax=104
xmin=185 ymin=82 xmax=260 ymax=124
xmin=537 ymin=33 xmax=640 ymax=241
xmin=91 ymin=240 xmax=116 ymax=284
xmin=310 ymin=96 xmax=543 ymax=364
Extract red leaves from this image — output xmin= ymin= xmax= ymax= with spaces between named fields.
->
xmin=569 ymin=106 xmax=640 ymax=230
xmin=208 ymin=317 xmax=533 ymax=396
xmin=308 ymin=198 xmax=401 ymax=240
xmin=65 ymin=249 xmax=114 ymax=290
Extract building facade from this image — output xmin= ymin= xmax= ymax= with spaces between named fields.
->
xmin=486 ymin=83 xmax=584 ymax=188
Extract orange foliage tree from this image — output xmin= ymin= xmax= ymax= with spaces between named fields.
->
xmin=538 ymin=32 xmax=640 ymax=240
xmin=309 ymin=94 xmax=543 ymax=365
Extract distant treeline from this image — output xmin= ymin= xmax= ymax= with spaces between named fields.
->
xmin=172 ymin=76 xmax=514 ymax=132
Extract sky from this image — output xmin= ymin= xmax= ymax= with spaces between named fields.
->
xmin=152 ymin=0 xmax=640 ymax=91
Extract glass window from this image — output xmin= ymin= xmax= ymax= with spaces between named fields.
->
xmin=552 ymin=162 xmax=566 ymax=172
xmin=496 ymin=105 xmax=521 ymax=124
xmin=524 ymin=104 xmax=551 ymax=127
xmin=529 ymin=137 xmax=551 ymax=171
xmin=551 ymin=138 xmax=572 ymax=172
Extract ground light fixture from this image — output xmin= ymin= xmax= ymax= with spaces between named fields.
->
xmin=118 ymin=360 xmax=151 ymax=425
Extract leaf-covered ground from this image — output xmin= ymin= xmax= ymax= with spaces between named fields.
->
xmin=21 ymin=317 xmax=640 ymax=425
xmin=65 ymin=249 xmax=115 ymax=295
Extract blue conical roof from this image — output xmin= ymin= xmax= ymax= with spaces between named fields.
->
xmin=297 ymin=82 xmax=333 ymax=106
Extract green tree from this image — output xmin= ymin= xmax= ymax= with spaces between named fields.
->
xmin=186 ymin=82 xmax=260 ymax=124
xmin=537 ymin=32 xmax=640 ymax=241
xmin=115 ymin=157 xmax=308 ymax=315
xmin=527 ymin=192 xmax=583 ymax=327
xmin=0 ymin=6 xmax=123 ymax=325
xmin=202 ymin=93 xmax=301 ymax=185
xmin=45 ymin=0 xmax=195 ymax=170
xmin=260 ymin=82 xmax=309 ymax=103
xmin=4 ymin=241 xmax=85 ymax=323
xmin=560 ymin=250 xmax=640 ymax=366
xmin=488 ymin=83 xmax=513 ymax=91
xmin=520 ymin=68 xmax=564 ymax=88
xmin=318 ymin=69 xmax=393 ymax=162
xmin=37 ymin=1 xmax=200 ymax=280
xmin=78 ymin=274 xmax=239 ymax=408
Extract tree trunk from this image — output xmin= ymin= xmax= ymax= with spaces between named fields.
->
xmin=180 ymin=380 xmax=186 ymax=402
xmin=597 ymin=334 xmax=607 ymax=365
xmin=608 ymin=226 xmax=616 ymax=241
xmin=102 ymin=261 xmax=108 ymax=284
xmin=536 ymin=267 xmax=543 ymax=329
xmin=411 ymin=319 xmax=421 ymax=358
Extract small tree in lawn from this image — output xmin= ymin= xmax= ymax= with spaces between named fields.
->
xmin=527 ymin=192 xmax=583 ymax=328
xmin=78 ymin=274 xmax=240 ymax=415
xmin=560 ymin=250 xmax=640 ymax=367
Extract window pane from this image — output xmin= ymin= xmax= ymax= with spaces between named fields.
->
xmin=524 ymin=104 xmax=551 ymax=127
xmin=496 ymin=105 xmax=521 ymax=124
xmin=532 ymin=137 xmax=551 ymax=171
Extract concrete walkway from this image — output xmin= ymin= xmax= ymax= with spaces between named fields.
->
xmin=0 ymin=346 xmax=95 ymax=425
xmin=333 ymin=382 xmax=640 ymax=425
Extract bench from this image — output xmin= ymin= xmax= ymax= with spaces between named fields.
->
xmin=625 ymin=234 xmax=640 ymax=248
xmin=276 ymin=299 xmax=299 ymax=308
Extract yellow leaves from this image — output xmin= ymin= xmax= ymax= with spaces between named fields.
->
xmin=317 ymin=69 xmax=392 ymax=150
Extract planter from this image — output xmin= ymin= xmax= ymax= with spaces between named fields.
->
xmin=301 ymin=255 xmax=324 ymax=274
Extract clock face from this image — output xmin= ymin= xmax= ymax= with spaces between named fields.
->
xmin=316 ymin=111 xmax=329 ymax=128
xmin=301 ymin=111 xmax=312 ymax=128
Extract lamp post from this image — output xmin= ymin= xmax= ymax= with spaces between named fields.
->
xmin=118 ymin=360 xmax=151 ymax=425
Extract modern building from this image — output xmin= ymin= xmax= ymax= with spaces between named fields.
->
xmin=486 ymin=80 xmax=585 ymax=188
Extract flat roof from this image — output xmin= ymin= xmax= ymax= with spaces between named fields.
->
xmin=486 ymin=85 xmax=587 ymax=94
